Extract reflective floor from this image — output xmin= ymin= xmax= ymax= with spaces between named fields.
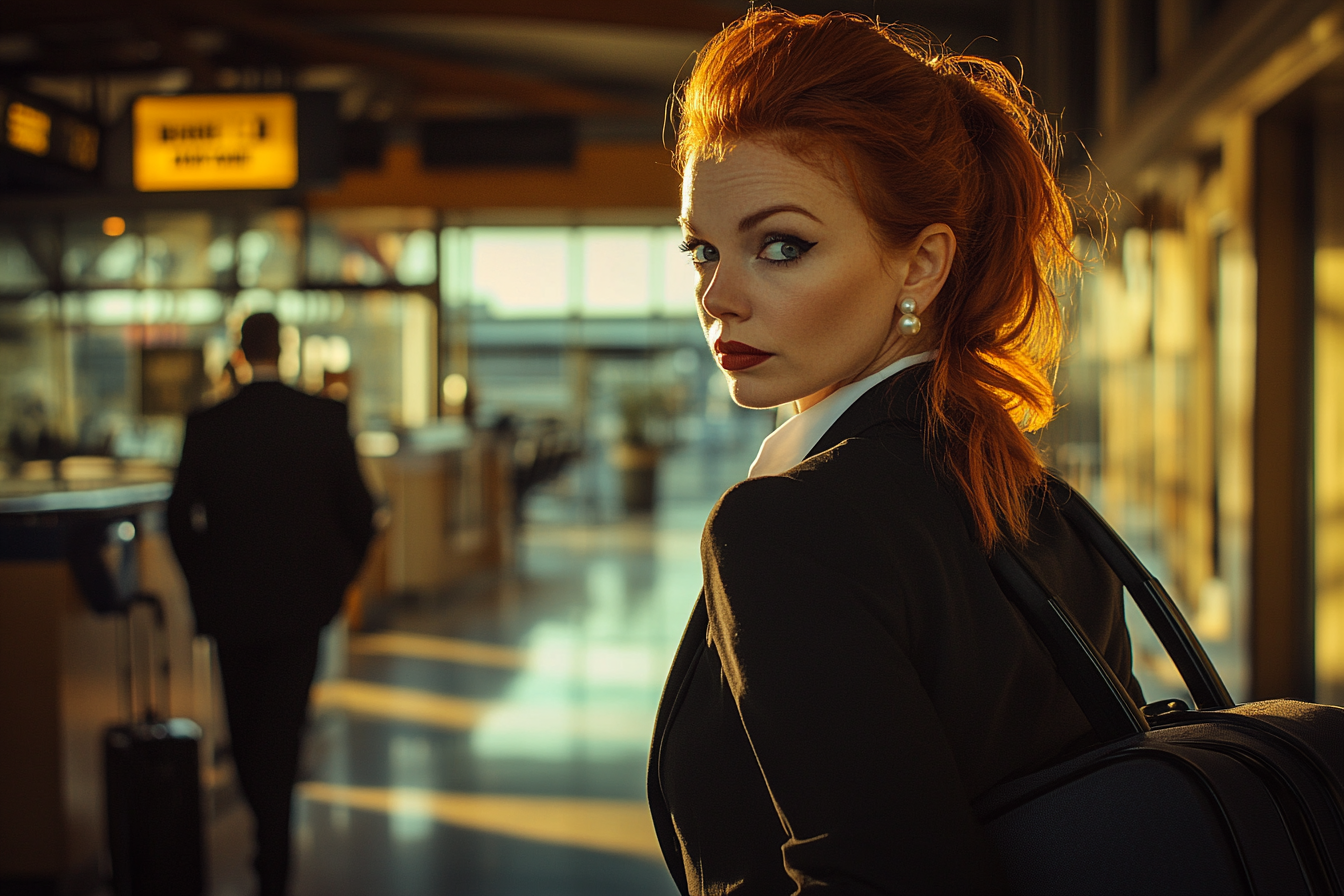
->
xmin=285 ymin=509 xmax=713 ymax=896
xmin=200 ymin=415 xmax=770 ymax=895
xmin=198 ymin=415 xmax=771 ymax=896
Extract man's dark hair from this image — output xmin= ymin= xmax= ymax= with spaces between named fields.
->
xmin=239 ymin=312 xmax=282 ymax=365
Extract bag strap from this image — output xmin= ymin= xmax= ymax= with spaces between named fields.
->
xmin=987 ymin=474 xmax=1234 ymax=743
xmin=989 ymin=544 xmax=1148 ymax=742
xmin=1043 ymin=474 xmax=1233 ymax=711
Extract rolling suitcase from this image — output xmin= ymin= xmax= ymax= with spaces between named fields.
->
xmin=977 ymin=475 xmax=1344 ymax=896
xmin=104 ymin=592 xmax=205 ymax=896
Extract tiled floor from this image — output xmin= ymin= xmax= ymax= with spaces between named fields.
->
xmin=267 ymin=500 xmax=719 ymax=896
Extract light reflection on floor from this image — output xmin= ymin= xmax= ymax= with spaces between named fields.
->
xmin=288 ymin=503 xmax=713 ymax=896
xmin=299 ymin=783 xmax=663 ymax=860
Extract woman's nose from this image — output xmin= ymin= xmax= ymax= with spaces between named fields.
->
xmin=698 ymin=266 xmax=749 ymax=322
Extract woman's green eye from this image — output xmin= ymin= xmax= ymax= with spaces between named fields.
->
xmin=692 ymin=244 xmax=719 ymax=264
xmin=760 ymin=238 xmax=815 ymax=262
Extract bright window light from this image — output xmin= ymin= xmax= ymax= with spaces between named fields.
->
xmin=95 ymin=234 xmax=142 ymax=281
xmin=396 ymin=229 xmax=438 ymax=286
xmin=85 ymin=290 xmax=138 ymax=325
xmin=178 ymin=290 xmax=223 ymax=324
xmin=661 ymin=228 xmax=699 ymax=317
xmin=326 ymin=335 xmax=352 ymax=373
xmin=581 ymin=228 xmax=650 ymax=317
xmin=470 ymin=228 xmax=568 ymax=318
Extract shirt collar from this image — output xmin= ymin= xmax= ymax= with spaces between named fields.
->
xmin=747 ymin=351 xmax=936 ymax=478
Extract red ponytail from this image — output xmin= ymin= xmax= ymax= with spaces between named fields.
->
xmin=677 ymin=10 xmax=1074 ymax=547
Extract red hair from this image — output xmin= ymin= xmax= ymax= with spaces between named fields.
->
xmin=677 ymin=9 xmax=1074 ymax=548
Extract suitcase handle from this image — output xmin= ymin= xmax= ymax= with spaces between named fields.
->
xmin=988 ymin=474 xmax=1234 ymax=743
xmin=116 ymin=591 xmax=172 ymax=725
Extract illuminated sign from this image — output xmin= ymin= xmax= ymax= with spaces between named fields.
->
xmin=1 ymin=91 xmax=100 ymax=179
xmin=7 ymin=102 xmax=51 ymax=157
xmin=133 ymin=93 xmax=298 ymax=191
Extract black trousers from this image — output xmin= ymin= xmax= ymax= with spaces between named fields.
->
xmin=216 ymin=633 xmax=322 ymax=896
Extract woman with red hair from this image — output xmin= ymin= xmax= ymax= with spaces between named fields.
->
xmin=648 ymin=10 xmax=1143 ymax=895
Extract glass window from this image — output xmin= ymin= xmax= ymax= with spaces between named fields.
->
xmin=58 ymin=212 xmax=240 ymax=291
xmin=238 ymin=209 xmax=302 ymax=290
xmin=0 ymin=229 xmax=48 ymax=294
xmin=581 ymin=228 xmax=650 ymax=317
xmin=142 ymin=211 xmax=223 ymax=289
xmin=447 ymin=225 xmax=695 ymax=320
xmin=62 ymin=214 xmax=140 ymax=288
xmin=469 ymin=227 xmax=569 ymax=318
xmin=660 ymin=227 xmax=698 ymax=317
xmin=307 ymin=208 xmax=438 ymax=287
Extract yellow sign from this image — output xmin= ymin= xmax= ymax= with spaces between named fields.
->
xmin=133 ymin=94 xmax=298 ymax=191
xmin=7 ymin=102 xmax=51 ymax=157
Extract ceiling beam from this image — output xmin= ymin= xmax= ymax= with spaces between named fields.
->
xmin=1 ymin=0 xmax=738 ymax=33
xmin=183 ymin=5 xmax=644 ymax=115
xmin=267 ymin=0 xmax=738 ymax=33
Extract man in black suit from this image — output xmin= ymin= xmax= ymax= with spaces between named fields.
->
xmin=168 ymin=312 xmax=374 ymax=896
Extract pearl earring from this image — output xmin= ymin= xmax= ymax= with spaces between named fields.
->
xmin=898 ymin=298 xmax=922 ymax=337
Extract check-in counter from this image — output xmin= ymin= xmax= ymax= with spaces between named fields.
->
xmin=0 ymin=480 xmax=204 ymax=894
xmin=351 ymin=422 xmax=514 ymax=629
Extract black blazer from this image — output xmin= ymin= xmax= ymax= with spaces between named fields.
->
xmin=647 ymin=365 xmax=1143 ymax=896
xmin=167 ymin=382 xmax=375 ymax=642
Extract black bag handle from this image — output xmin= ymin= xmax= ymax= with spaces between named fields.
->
xmin=989 ymin=544 xmax=1149 ymax=742
xmin=1043 ymin=474 xmax=1233 ymax=711
xmin=987 ymin=474 xmax=1234 ymax=744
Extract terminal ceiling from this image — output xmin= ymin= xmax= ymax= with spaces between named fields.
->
xmin=2 ymin=1 xmax=1023 ymax=137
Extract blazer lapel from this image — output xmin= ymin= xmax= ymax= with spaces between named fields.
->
xmin=805 ymin=362 xmax=930 ymax=459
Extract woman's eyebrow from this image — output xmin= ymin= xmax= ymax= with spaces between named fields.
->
xmin=677 ymin=205 xmax=821 ymax=237
xmin=738 ymin=205 xmax=822 ymax=232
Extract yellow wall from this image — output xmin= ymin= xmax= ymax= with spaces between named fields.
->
xmin=1316 ymin=91 xmax=1344 ymax=706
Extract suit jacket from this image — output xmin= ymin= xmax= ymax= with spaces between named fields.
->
xmin=167 ymin=382 xmax=375 ymax=642
xmin=647 ymin=365 xmax=1143 ymax=896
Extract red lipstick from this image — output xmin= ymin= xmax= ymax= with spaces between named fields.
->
xmin=715 ymin=339 xmax=773 ymax=371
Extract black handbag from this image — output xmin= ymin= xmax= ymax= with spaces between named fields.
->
xmin=976 ymin=475 xmax=1344 ymax=896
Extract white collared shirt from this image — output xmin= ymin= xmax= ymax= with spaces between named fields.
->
xmin=747 ymin=352 xmax=936 ymax=478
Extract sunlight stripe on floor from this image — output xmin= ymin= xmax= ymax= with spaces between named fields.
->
xmin=311 ymin=679 xmax=655 ymax=744
xmin=349 ymin=632 xmax=525 ymax=669
xmin=298 ymin=782 xmax=662 ymax=861
xmin=311 ymin=680 xmax=488 ymax=730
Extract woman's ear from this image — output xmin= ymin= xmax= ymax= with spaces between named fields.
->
xmin=900 ymin=224 xmax=956 ymax=312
